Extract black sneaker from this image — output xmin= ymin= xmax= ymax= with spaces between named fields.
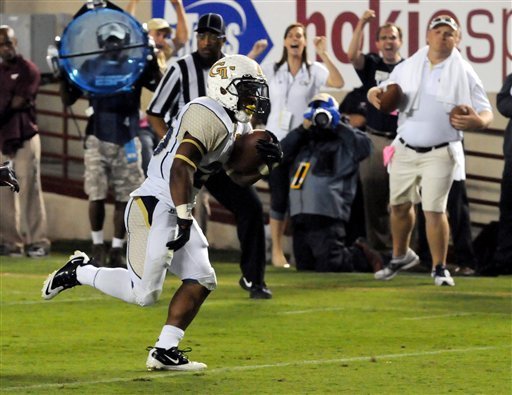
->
xmin=41 ymin=251 xmax=90 ymax=300
xmin=146 ymin=346 xmax=207 ymax=371
xmin=250 ymin=285 xmax=273 ymax=299
xmin=27 ymin=244 xmax=50 ymax=258
xmin=239 ymin=276 xmax=252 ymax=292
xmin=91 ymin=243 xmax=107 ymax=266
xmin=108 ymin=247 xmax=126 ymax=268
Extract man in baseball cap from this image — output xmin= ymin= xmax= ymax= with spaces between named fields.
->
xmin=195 ymin=13 xmax=225 ymax=37
xmin=428 ymin=15 xmax=459 ymax=32
xmin=96 ymin=22 xmax=129 ymax=46
xmin=146 ymin=18 xmax=174 ymax=70
xmin=147 ymin=18 xmax=172 ymax=35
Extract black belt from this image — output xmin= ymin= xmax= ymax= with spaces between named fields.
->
xmin=366 ymin=126 xmax=395 ymax=139
xmin=399 ymin=137 xmax=449 ymax=153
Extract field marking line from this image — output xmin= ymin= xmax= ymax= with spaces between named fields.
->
xmin=402 ymin=313 xmax=473 ymax=320
xmin=279 ymin=307 xmax=345 ymax=315
xmin=1 ymin=345 xmax=509 ymax=392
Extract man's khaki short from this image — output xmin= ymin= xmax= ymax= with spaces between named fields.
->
xmin=389 ymin=141 xmax=455 ymax=213
xmin=84 ymin=135 xmax=144 ymax=202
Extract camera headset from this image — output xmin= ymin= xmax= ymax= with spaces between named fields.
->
xmin=303 ymin=93 xmax=341 ymax=129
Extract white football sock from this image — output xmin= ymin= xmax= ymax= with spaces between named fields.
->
xmin=91 ymin=230 xmax=104 ymax=245
xmin=111 ymin=238 xmax=124 ymax=249
xmin=155 ymin=325 xmax=184 ymax=349
xmin=76 ymin=265 xmax=135 ymax=303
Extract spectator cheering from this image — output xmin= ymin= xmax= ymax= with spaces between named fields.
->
xmin=368 ymin=15 xmax=493 ymax=286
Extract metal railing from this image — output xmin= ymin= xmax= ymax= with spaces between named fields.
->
xmin=36 ymin=87 xmax=504 ymax=229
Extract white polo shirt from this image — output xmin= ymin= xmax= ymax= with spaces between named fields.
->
xmin=397 ymin=59 xmax=491 ymax=147
xmin=262 ymin=61 xmax=328 ymax=141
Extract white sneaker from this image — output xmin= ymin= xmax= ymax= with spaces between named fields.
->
xmin=146 ymin=347 xmax=207 ymax=371
xmin=374 ymin=248 xmax=420 ymax=280
xmin=432 ymin=264 xmax=455 ymax=286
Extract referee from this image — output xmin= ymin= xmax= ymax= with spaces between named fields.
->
xmin=147 ymin=13 xmax=271 ymax=299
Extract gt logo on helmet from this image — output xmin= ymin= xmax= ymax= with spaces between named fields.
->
xmin=209 ymin=61 xmax=236 ymax=79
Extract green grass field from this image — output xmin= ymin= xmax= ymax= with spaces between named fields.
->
xmin=1 ymin=251 xmax=510 ymax=394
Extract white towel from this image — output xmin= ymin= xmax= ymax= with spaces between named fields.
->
xmin=437 ymin=49 xmax=471 ymax=112
xmin=385 ymin=46 xmax=472 ymax=114
xmin=384 ymin=46 xmax=429 ymax=114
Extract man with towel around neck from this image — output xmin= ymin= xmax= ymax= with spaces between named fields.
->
xmin=367 ymin=15 xmax=493 ymax=286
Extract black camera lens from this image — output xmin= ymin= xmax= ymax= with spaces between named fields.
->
xmin=313 ymin=109 xmax=332 ymax=128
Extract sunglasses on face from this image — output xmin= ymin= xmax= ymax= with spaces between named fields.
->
xmin=429 ymin=16 xmax=459 ymax=31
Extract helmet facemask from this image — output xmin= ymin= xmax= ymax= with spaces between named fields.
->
xmin=207 ymin=55 xmax=270 ymax=124
xmin=225 ymin=77 xmax=270 ymax=123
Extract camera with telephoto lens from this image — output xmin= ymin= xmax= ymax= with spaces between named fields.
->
xmin=311 ymin=108 xmax=333 ymax=128
xmin=303 ymin=93 xmax=340 ymax=130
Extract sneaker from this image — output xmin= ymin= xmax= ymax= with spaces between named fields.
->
xmin=432 ymin=263 xmax=455 ymax=286
xmin=239 ymin=276 xmax=252 ymax=292
xmin=41 ymin=251 xmax=90 ymax=300
xmin=27 ymin=244 xmax=49 ymax=258
xmin=250 ymin=285 xmax=273 ymax=299
xmin=146 ymin=347 xmax=207 ymax=371
xmin=0 ymin=244 xmax=24 ymax=257
xmin=374 ymin=248 xmax=420 ymax=280
xmin=9 ymin=246 xmax=24 ymax=257
xmin=91 ymin=243 xmax=107 ymax=266
xmin=108 ymin=247 xmax=126 ymax=268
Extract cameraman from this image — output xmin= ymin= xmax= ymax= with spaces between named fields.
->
xmin=277 ymin=93 xmax=383 ymax=272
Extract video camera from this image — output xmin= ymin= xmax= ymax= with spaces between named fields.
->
xmin=303 ymin=93 xmax=340 ymax=129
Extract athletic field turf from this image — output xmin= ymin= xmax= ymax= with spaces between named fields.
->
xmin=1 ymin=251 xmax=510 ymax=394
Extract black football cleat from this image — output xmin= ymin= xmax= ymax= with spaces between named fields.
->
xmin=239 ymin=276 xmax=252 ymax=292
xmin=41 ymin=251 xmax=90 ymax=300
xmin=146 ymin=346 xmax=207 ymax=371
xmin=250 ymin=285 xmax=273 ymax=299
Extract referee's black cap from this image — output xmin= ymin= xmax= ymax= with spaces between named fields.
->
xmin=196 ymin=13 xmax=225 ymax=36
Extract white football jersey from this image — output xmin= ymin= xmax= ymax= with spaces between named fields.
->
xmin=132 ymin=96 xmax=251 ymax=206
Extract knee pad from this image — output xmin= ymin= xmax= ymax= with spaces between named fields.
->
xmin=135 ymin=289 xmax=162 ymax=307
xmin=195 ymin=269 xmax=217 ymax=291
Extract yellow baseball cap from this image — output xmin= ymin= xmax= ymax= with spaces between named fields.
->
xmin=147 ymin=18 xmax=171 ymax=33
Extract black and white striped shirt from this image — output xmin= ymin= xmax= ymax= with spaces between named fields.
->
xmin=147 ymin=52 xmax=219 ymax=126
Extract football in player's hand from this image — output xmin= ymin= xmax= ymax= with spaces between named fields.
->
xmin=450 ymin=105 xmax=470 ymax=117
xmin=378 ymin=83 xmax=403 ymax=113
xmin=227 ymin=129 xmax=271 ymax=174
xmin=449 ymin=105 xmax=470 ymax=128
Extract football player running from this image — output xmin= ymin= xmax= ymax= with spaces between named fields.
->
xmin=42 ymin=54 xmax=282 ymax=371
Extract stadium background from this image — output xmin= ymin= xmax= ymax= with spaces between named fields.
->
xmin=0 ymin=0 xmax=509 ymax=253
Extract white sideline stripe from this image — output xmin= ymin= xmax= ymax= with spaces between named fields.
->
xmin=1 ymin=345 xmax=508 ymax=392
xmin=403 ymin=313 xmax=473 ymax=320
xmin=280 ymin=307 xmax=345 ymax=315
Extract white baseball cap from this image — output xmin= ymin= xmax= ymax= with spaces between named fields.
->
xmin=97 ymin=22 xmax=128 ymax=41
xmin=429 ymin=16 xmax=459 ymax=31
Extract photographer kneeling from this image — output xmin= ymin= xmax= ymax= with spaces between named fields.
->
xmin=277 ymin=93 xmax=383 ymax=272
